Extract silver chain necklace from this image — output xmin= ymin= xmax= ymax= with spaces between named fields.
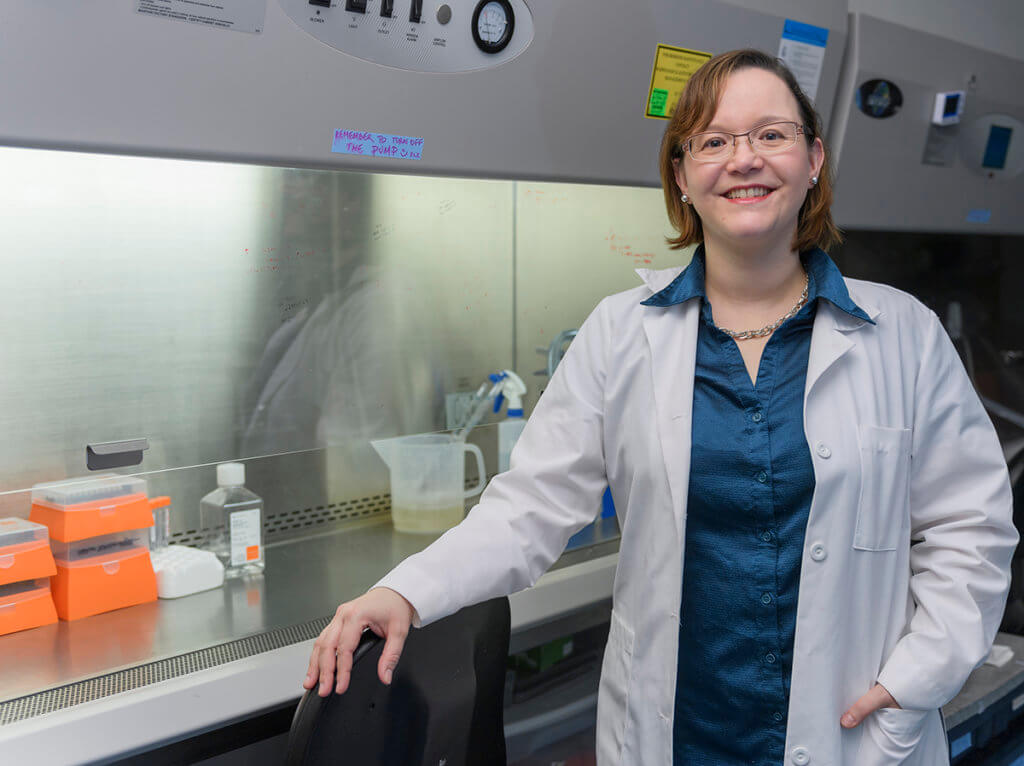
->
xmin=717 ymin=273 xmax=810 ymax=341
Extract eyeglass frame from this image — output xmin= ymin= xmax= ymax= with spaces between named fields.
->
xmin=680 ymin=121 xmax=809 ymax=164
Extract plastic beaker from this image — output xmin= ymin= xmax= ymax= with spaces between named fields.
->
xmin=372 ymin=434 xmax=486 ymax=534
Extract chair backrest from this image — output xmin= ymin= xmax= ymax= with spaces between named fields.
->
xmin=286 ymin=596 xmax=510 ymax=766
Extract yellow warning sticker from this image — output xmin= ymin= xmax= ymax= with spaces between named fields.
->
xmin=645 ymin=45 xmax=713 ymax=120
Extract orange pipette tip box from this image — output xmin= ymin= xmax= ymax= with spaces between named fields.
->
xmin=51 ymin=548 xmax=157 ymax=621
xmin=30 ymin=475 xmax=154 ymax=543
xmin=0 ymin=579 xmax=58 ymax=635
xmin=0 ymin=518 xmax=57 ymax=585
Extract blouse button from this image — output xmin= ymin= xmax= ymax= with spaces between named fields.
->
xmin=752 ymin=411 xmax=763 ymax=423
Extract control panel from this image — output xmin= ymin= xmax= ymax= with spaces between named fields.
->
xmin=281 ymin=0 xmax=534 ymax=72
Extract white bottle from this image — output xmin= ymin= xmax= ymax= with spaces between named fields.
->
xmin=497 ymin=371 xmax=528 ymax=473
xmin=200 ymin=462 xmax=265 ymax=578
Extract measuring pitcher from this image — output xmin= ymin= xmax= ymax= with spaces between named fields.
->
xmin=371 ymin=433 xmax=486 ymax=534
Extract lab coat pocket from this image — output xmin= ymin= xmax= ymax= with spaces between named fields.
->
xmin=596 ymin=610 xmax=635 ymax=762
xmin=854 ymin=425 xmax=913 ymax=552
xmin=855 ymin=707 xmax=931 ymax=765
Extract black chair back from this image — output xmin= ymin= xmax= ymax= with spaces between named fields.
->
xmin=286 ymin=596 xmax=510 ymax=766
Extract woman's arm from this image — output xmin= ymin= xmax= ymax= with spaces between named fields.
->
xmin=875 ymin=308 xmax=1018 ymax=710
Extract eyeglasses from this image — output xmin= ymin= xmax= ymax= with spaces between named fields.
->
xmin=682 ymin=121 xmax=806 ymax=163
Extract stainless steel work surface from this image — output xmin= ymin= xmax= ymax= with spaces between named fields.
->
xmin=0 ymin=517 xmax=619 ymax=711
xmin=942 ymin=631 xmax=1024 ymax=729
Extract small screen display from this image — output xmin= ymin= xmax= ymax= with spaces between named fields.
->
xmin=943 ymin=94 xmax=960 ymax=117
xmin=982 ymin=124 xmax=1013 ymax=169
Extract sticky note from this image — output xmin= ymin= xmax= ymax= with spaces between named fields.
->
xmin=331 ymin=130 xmax=424 ymax=160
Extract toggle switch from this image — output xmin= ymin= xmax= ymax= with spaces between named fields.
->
xmin=380 ymin=0 xmax=394 ymax=16
xmin=409 ymin=0 xmax=423 ymax=23
xmin=345 ymin=0 xmax=367 ymax=12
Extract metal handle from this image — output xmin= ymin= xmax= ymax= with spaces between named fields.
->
xmin=86 ymin=438 xmax=149 ymax=470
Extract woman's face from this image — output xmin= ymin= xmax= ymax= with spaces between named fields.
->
xmin=674 ymin=68 xmax=824 ymax=254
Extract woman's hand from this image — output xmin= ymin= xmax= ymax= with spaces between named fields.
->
xmin=840 ymin=683 xmax=901 ymax=728
xmin=303 ymin=587 xmax=415 ymax=697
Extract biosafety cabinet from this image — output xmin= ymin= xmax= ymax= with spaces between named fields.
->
xmin=0 ymin=1 xmax=850 ymax=760
xmin=12 ymin=1 xmax=1024 ymax=763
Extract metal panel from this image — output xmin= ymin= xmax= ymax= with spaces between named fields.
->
xmin=850 ymin=0 xmax=1024 ymax=63
xmin=829 ymin=14 xmax=1024 ymax=233
xmin=0 ymin=0 xmax=846 ymax=186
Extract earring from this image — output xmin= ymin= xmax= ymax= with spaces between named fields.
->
xmin=681 ymin=193 xmax=690 ymax=204
xmin=810 ymin=176 xmax=819 ymax=186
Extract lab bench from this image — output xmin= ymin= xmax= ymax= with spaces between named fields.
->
xmin=1 ymin=516 xmax=1023 ymax=765
xmin=0 ymin=516 xmax=619 ymax=764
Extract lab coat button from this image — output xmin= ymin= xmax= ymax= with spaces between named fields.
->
xmin=791 ymin=746 xmax=810 ymax=765
xmin=810 ymin=543 xmax=827 ymax=562
xmin=815 ymin=443 xmax=831 ymax=459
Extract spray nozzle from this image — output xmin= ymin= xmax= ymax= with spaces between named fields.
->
xmin=496 ymin=370 xmax=527 ymax=417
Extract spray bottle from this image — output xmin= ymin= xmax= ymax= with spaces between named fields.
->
xmin=494 ymin=371 xmax=528 ymax=473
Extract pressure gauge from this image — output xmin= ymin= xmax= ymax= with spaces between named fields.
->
xmin=472 ymin=0 xmax=515 ymax=54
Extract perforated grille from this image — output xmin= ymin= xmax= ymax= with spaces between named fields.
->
xmin=170 ymin=493 xmax=392 ymax=547
xmin=0 ymin=618 xmax=329 ymax=726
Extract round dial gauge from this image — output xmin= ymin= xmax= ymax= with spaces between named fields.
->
xmin=472 ymin=0 xmax=515 ymax=54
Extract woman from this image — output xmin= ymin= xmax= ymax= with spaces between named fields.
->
xmin=304 ymin=50 xmax=1017 ymax=764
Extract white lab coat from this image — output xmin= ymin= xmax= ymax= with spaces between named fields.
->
xmin=377 ymin=266 xmax=1017 ymax=765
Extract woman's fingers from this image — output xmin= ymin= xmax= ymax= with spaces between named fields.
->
xmin=302 ymin=588 xmax=416 ymax=697
xmin=840 ymin=682 xmax=900 ymax=728
xmin=378 ymin=616 xmax=410 ymax=685
xmin=317 ymin=606 xmax=350 ymax=696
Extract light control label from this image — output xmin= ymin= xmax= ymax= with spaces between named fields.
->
xmin=778 ymin=20 xmax=828 ymax=103
xmin=229 ymin=508 xmax=262 ymax=566
xmin=136 ymin=0 xmax=266 ymax=34
xmin=645 ymin=45 xmax=713 ymax=120
xmin=332 ymin=130 xmax=425 ymax=160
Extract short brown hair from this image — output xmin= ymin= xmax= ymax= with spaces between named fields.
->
xmin=659 ymin=49 xmax=841 ymax=252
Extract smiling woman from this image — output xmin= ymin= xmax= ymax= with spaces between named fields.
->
xmin=304 ymin=49 xmax=1016 ymax=766
xmin=660 ymin=49 xmax=839 ymax=255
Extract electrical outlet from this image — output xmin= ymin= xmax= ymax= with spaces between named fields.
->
xmin=446 ymin=392 xmax=478 ymax=431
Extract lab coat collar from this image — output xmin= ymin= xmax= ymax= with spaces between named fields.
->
xmin=637 ymin=246 xmax=877 ymax=329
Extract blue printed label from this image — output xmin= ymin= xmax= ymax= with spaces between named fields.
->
xmin=966 ymin=209 xmax=992 ymax=224
xmin=782 ymin=19 xmax=829 ymax=47
xmin=331 ymin=130 xmax=424 ymax=160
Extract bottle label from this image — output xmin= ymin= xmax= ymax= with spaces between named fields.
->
xmin=229 ymin=507 xmax=262 ymax=566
